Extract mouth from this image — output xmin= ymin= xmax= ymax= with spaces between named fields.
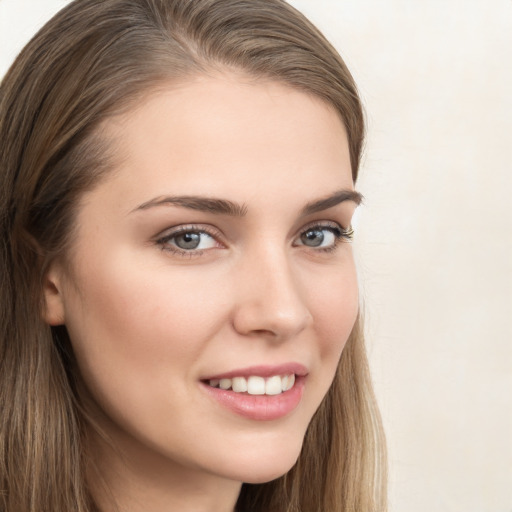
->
xmin=206 ymin=374 xmax=296 ymax=396
xmin=200 ymin=364 xmax=307 ymax=421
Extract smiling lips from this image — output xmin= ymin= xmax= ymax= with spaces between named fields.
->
xmin=201 ymin=364 xmax=307 ymax=420
xmin=208 ymin=374 xmax=296 ymax=395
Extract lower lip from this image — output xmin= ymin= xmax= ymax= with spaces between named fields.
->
xmin=200 ymin=377 xmax=305 ymax=421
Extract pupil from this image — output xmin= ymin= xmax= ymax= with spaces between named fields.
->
xmin=176 ymin=232 xmax=200 ymax=249
xmin=302 ymin=229 xmax=324 ymax=247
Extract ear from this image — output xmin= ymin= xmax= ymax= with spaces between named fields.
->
xmin=42 ymin=263 xmax=66 ymax=326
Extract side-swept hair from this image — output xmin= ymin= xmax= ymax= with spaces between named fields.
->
xmin=0 ymin=1 xmax=386 ymax=510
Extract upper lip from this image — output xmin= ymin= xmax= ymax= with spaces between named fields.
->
xmin=202 ymin=362 xmax=308 ymax=381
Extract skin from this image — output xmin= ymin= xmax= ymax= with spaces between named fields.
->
xmin=44 ymin=73 xmax=360 ymax=512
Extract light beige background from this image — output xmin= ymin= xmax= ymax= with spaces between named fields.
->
xmin=1 ymin=1 xmax=511 ymax=511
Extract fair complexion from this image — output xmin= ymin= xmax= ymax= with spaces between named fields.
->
xmin=44 ymin=74 xmax=360 ymax=512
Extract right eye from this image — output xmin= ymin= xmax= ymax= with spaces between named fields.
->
xmin=156 ymin=226 xmax=221 ymax=255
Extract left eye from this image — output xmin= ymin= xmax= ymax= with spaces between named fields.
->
xmin=299 ymin=228 xmax=335 ymax=248
xmin=296 ymin=225 xmax=350 ymax=249
xmin=160 ymin=230 xmax=218 ymax=251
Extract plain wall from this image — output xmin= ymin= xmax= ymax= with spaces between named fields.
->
xmin=1 ymin=1 xmax=511 ymax=511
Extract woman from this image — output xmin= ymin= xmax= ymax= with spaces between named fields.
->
xmin=0 ymin=0 xmax=386 ymax=511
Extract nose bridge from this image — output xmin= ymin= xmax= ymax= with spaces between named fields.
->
xmin=232 ymin=240 xmax=312 ymax=339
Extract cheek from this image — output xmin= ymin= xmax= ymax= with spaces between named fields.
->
xmin=302 ymin=252 xmax=359 ymax=403
xmin=61 ymin=252 xmax=229 ymax=406
xmin=309 ymin=258 xmax=358 ymax=351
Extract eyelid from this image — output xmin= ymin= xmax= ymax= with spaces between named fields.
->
xmin=153 ymin=220 xmax=353 ymax=258
xmin=155 ymin=223 xmax=223 ymax=240
xmin=154 ymin=223 xmax=226 ymax=255
xmin=297 ymin=219 xmax=352 ymax=238
xmin=293 ymin=220 xmax=354 ymax=249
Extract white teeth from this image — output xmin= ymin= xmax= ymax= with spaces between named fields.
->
xmin=219 ymin=378 xmax=231 ymax=390
xmin=247 ymin=376 xmax=266 ymax=395
xmin=208 ymin=374 xmax=296 ymax=395
xmin=265 ymin=375 xmax=282 ymax=395
xmin=232 ymin=377 xmax=248 ymax=392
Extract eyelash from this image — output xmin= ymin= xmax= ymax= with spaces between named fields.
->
xmin=297 ymin=222 xmax=354 ymax=253
xmin=155 ymin=222 xmax=354 ymax=257
xmin=156 ymin=224 xmax=221 ymax=257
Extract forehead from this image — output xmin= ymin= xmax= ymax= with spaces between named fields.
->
xmin=91 ymin=73 xmax=353 ymax=214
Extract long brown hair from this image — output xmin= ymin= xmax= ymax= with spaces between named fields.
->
xmin=0 ymin=1 xmax=387 ymax=510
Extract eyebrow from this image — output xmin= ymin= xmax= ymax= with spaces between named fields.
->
xmin=133 ymin=195 xmax=248 ymax=216
xmin=131 ymin=189 xmax=362 ymax=217
xmin=301 ymin=189 xmax=363 ymax=215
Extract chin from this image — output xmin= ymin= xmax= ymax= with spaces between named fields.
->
xmin=241 ymin=462 xmax=297 ymax=485
xmin=217 ymin=431 xmax=305 ymax=485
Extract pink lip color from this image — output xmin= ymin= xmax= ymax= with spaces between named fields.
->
xmin=200 ymin=363 xmax=308 ymax=421
xmin=202 ymin=362 xmax=308 ymax=381
xmin=200 ymin=377 xmax=305 ymax=421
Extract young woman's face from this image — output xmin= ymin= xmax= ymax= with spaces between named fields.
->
xmin=46 ymin=74 xmax=360 ymax=486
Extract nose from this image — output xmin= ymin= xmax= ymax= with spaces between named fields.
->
xmin=231 ymin=247 xmax=313 ymax=341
